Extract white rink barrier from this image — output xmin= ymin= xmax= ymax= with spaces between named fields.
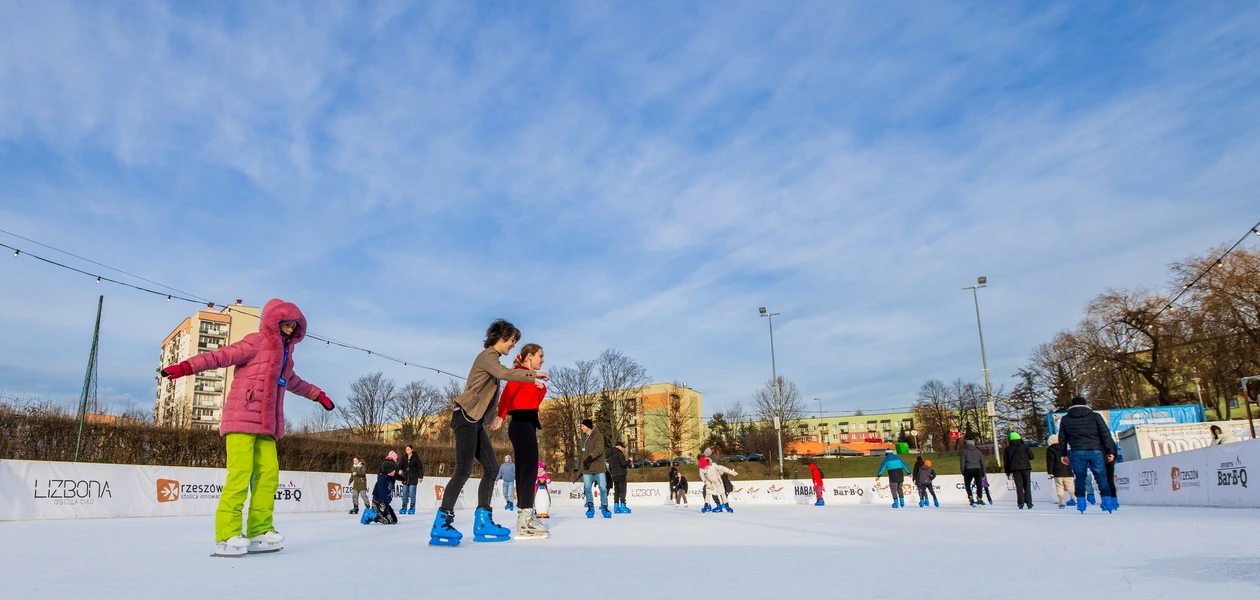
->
xmin=1113 ymin=438 xmax=1258 ymax=507
xmin=4 ymin=458 xmax=1069 ymax=520
xmin=7 ymin=443 xmax=1252 ymax=520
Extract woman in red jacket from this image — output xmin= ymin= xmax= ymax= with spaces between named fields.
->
xmin=494 ymin=343 xmax=549 ymax=539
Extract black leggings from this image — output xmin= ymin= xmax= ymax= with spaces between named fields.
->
xmin=1104 ymin=459 xmax=1117 ymax=498
xmin=917 ymin=484 xmax=937 ymax=500
xmin=963 ymin=469 xmax=985 ymax=502
xmin=613 ymin=477 xmax=627 ymax=504
xmin=440 ymin=410 xmax=497 ymax=512
xmin=507 ymin=413 xmax=540 ymax=510
xmin=1011 ymin=469 xmax=1032 ymax=506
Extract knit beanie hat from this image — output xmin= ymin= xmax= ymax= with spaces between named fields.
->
xmin=1071 ymin=396 xmax=1087 ymax=406
xmin=387 ymin=450 xmax=398 ymax=461
xmin=924 ymin=460 xmax=932 ymax=467
xmin=1009 ymin=431 xmax=1021 ymax=441
xmin=581 ymin=419 xmax=594 ymax=429
xmin=703 ymin=448 xmax=713 ymax=457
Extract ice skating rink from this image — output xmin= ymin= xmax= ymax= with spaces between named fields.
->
xmin=4 ymin=503 xmax=1258 ymax=598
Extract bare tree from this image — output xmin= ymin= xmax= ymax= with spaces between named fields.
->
xmin=750 ymin=376 xmax=807 ymax=434
xmin=593 ymin=349 xmax=650 ymax=448
xmin=912 ymin=379 xmax=952 ymax=451
xmin=541 ymin=359 xmax=598 ymax=474
xmin=338 ymin=372 xmax=397 ymax=440
xmin=647 ymin=382 xmax=701 ymax=458
xmin=393 ymin=380 xmax=445 ymax=444
xmin=299 ymin=408 xmax=338 ymax=435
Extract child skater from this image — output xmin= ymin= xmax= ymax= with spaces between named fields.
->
xmin=808 ymin=462 xmax=825 ymax=506
xmin=980 ymin=473 xmax=995 ymax=505
xmin=534 ymin=462 xmax=552 ymax=519
xmin=364 ymin=451 xmax=403 ymax=525
xmin=874 ymin=452 xmax=912 ymax=508
xmin=429 ymin=319 xmax=548 ymax=546
xmin=915 ymin=460 xmax=938 ymax=507
xmin=497 ymin=343 xmax=549 ymax=539
xmin=159 ymin=299 xmax=333 ymax=557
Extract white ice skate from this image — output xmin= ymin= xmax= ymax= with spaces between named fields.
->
xmin=515 ymin=509 xmax=549 ymax=539
xmin=247 ymin=530 xmax=285 ymax=553
xmin=212 ymin=535 xmax=249 ymax=558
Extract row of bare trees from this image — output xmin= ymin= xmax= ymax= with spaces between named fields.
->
xmin=704 ymin=376 xmax=808 ymax=456
xmin=912 ymin=247 xmax=1260 ymax=444
xmin=299 ymin=371 xmax=460 ymax=443
xmin=540 ymin=349 xmax=653 ymax=470
xmin=1017 ymin=247 xmax=1260 ymax=421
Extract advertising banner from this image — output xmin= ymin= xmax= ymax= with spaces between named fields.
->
xmin=1114 ymin=439 xmax=1259 ymax=507
xmin=1047 ymin=405 xmax=1203 ymax=438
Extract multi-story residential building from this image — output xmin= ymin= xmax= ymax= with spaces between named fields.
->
xmin=154 ymin=303 xmax=259 ymax=430
xmin=779 ymin=410 xmax=917 ymax=456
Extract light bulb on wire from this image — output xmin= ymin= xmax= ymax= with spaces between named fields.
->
xmin=95 ymin=276 xmax=101 ymax=284
xmin=12 ymin=249 xmax=18 ymax=258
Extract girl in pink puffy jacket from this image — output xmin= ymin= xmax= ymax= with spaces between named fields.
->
xmin=159 ymin=299 xmax=334 ymax=557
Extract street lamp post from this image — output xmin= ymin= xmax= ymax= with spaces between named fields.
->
xmin=911 ymin=429 xmax=920 ymax=454
xmin=962 ymin=277 xmax=1002 ymax=468
xmin=759 ymin=306 xmax=785 ymax=478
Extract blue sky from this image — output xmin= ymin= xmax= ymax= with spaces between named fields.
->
xmin=1 ymin=1 xmax=1258 ymax=425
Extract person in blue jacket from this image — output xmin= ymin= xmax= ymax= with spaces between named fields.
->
xmin=364 ymin=452 xmax=403 ymax=525
xmin=874 ymin=453 xmax=912 ymax=508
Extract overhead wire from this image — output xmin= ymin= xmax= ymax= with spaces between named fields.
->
xmin=0 ymin=237 xmax=465 ymax=381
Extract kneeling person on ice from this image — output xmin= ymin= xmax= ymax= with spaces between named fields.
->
xmin=364 ymin=452 xmax=404 ymax=525
xmin=159 ymin=299 xmax=334 ymax=558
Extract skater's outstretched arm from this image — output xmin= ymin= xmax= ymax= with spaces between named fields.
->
xmin=285 ymin=372 xmax=334 ymax=410
xmin=161 ymin=334 xmax=260 ymax=378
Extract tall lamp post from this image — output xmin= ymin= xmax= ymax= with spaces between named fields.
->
xmin=962 ymin=277 xmax=1002 ymax=468
xmin=759 ymin=306 xmax=785 ymax=478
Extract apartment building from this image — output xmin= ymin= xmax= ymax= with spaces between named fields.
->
xmin=154 ymin=303 xmax=259 ymax=430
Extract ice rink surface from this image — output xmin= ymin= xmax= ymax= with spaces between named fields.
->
xmin=4 ymin=502 xmax=1258 ymax=598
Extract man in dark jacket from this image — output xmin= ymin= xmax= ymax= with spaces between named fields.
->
xmin=959 ymin=440 xmax=987 ymax=507
xmin=1057 ymin=397 xmax=1117 ymax=513
xmin=399 ymin=445 xmax=424 ymax=515
xmin=1004 ymin=432 xmax=1035 ymax=509
xmin=1045 ymin=435 xmax=1076 ymax=508
xmin=609 ymin=442 xmax=632 ymax=514
xmin=579 ymin=420 xmax=610 ymax=518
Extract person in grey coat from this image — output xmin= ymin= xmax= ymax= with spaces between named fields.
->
xmin=959 ymin=440 xmax=987 ymax=507
xmin=497 ymin=456 xmax=516 ymax=511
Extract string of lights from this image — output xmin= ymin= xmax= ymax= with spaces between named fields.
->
xmin=1058 ymin=220 xmax=1260 ymax=390
xmin=0 ymin=238 xmax=466 ymax=381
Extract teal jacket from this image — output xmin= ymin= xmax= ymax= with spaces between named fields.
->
xmin=876 ymin=454 xmax=911 ymax=477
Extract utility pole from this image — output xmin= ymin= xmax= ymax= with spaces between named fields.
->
xmin=75 ymin=295 xmax=103 ymax=462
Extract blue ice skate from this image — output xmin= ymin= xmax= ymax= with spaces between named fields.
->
xmin=700 ymin=505 xmax=712 ymax=513
xmin=473 ymin=508 xmax=511 ymax=542
xmin=620 ymin=503 xmax=632 ymax=514
xmin=933 ymin=498 xmax=939 ymax=507
xmin=1087 ymin=494 xmax=1096 ymax=505
xmin=600 ymin=504 xmax=612 ymax=518
xmin=1077 ymin=498 xmax=1088 ymax=514
xmin=723 ymin=504 xmax=734 ymax=513
xmin=586 ymin=502 xmax=595 ymax=518
xmin=360 ymin=508 xmax=377 ymax=525
xmin=429 ymin=509 xmax=462 ymax=547
xmin=1066 ymin=498 xmax=1076 ymax=507
xmin=815 ymin=498 xmax=825 ymax=507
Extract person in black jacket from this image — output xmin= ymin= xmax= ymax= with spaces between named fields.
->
xmin=1056 ymin=397 xmax=1117 ymax=513
xmin=1004 ymin=432 xmax=1035 ymax=509
xmin=399 ymin=445 xmax=424 ymax=515
xmin=609 ymin=442 xmax=632 ymax=514
xmin=1045 ymin=435 xmax=1076 ymax=508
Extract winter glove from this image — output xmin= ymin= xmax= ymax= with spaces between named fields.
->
xmin=582 ymin=457 xmax=594 ymax=470
xmin=160 ymin=361 xmax=194 ymax=379
xmin=316 ymin=392 xmax=335 ymax=411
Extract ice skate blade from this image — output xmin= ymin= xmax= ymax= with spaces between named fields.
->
xmin=472 ymin=534 xmax=511 ymax=543
xmin=515 ymin=532 xmax=549 ymax=540
xmin=246 ymin=545 xmax=283 ymax=554
xmin=211 ymin=553 xmax=246 ymax=558
xmin=429 ymin=536 xmax=461 ymax=547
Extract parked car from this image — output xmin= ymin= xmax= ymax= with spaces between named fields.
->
xmin=632 ymin=459 xmax=654 ymax=469
xmin=672 ymin=457 xmax=695 ymax=466
xmin=653 ymin=458 xmax=672 ymax=467
xmin=746 ymin=453 xmax=766 ymax=462
xmin=728 ymin=455 xmax=748 ymax=462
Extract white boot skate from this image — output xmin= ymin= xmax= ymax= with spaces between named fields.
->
xmin=212 ymin=535 xmax=249 ymax=557
xmin=247 ymin=530 xmax=285 ymax=553
xmin=527 ymin=508 xmax=549 ymax=532
xmin=515 ymin=509 xmax=549 ymax=539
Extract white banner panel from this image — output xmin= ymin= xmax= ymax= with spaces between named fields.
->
xmin=1114 ymin=438 xmax=1259 ymax=507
